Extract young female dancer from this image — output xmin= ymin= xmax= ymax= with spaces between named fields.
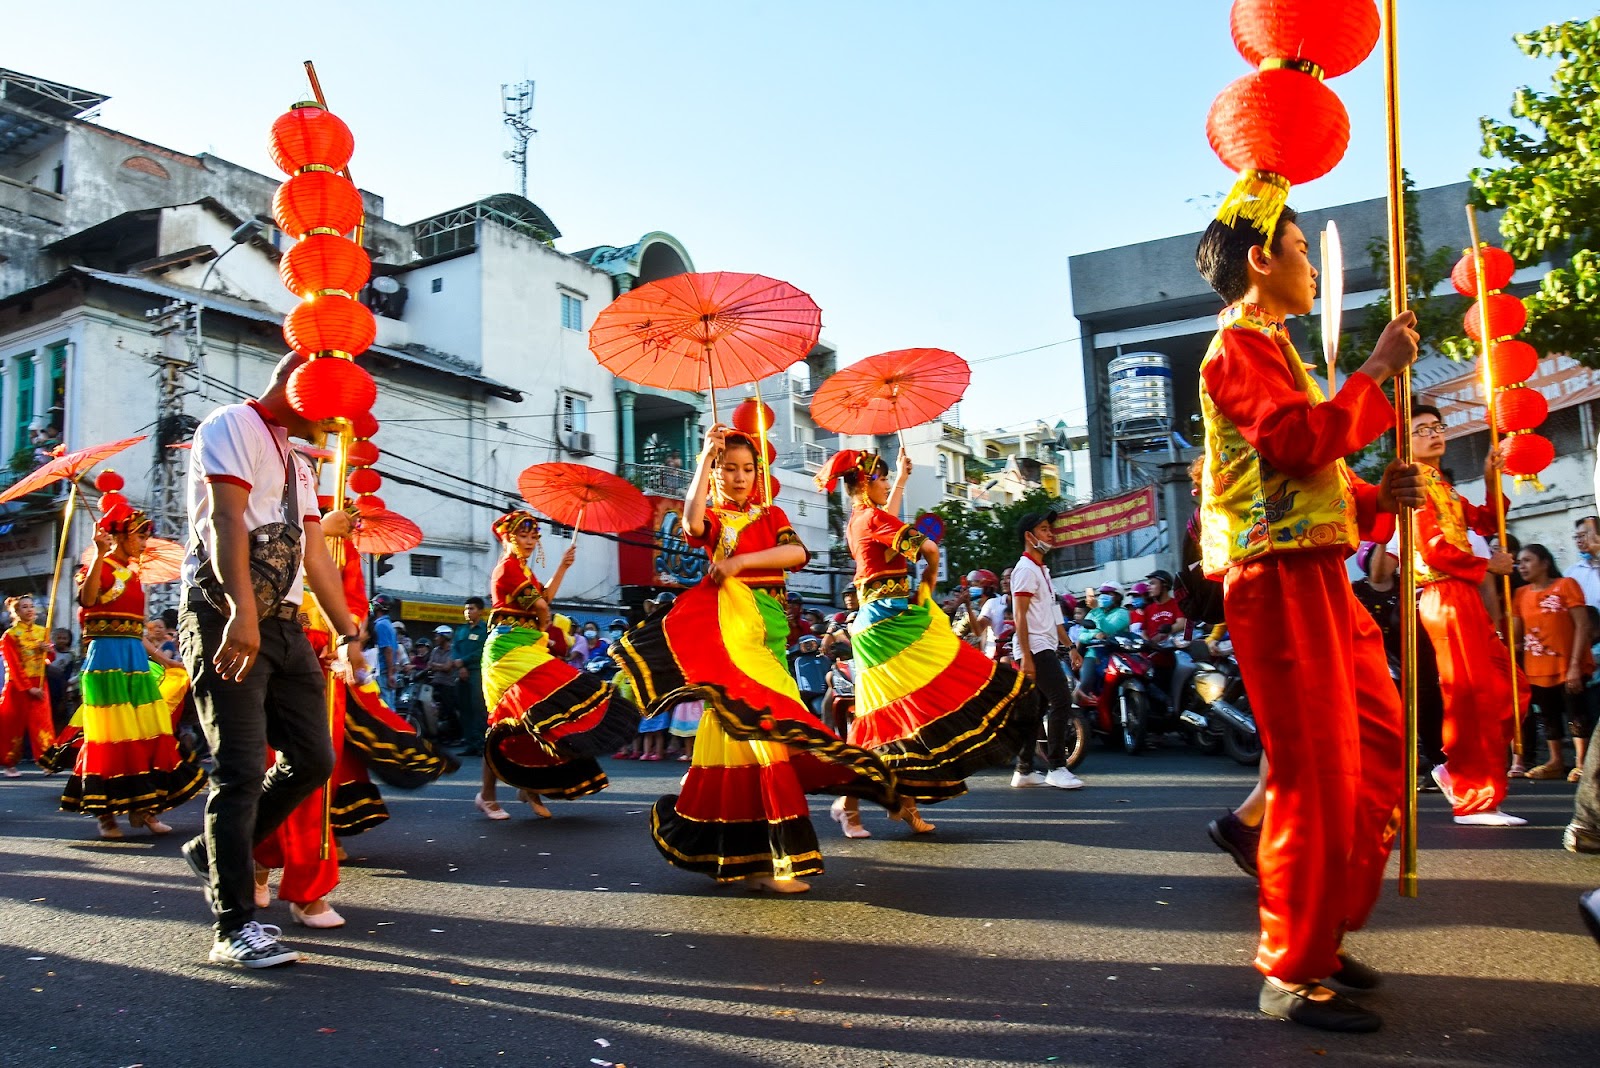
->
xmin=477 ymin=510 xmax=639 ymax=819
xmin=1 ymin=595 xmax=56 ymax=776
xmin=60 ymin=507 xmax=204 ymax=836
xmin=818 ymin=449 xmax=1032 ymax=837
xmin=611 ymin=425 xmax=897 ymax=893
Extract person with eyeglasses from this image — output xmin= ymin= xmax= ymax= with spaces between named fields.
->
xmin=1405 ymin=405 xmax=1525 ymax=826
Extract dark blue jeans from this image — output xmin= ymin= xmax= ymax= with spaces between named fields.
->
xmin=181 ymin=600 xmax=334 ymax=937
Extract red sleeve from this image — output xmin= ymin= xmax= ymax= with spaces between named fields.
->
xmin=340 ymin=551 xmax=368 ymax=622
xmin=1350 ymin=477 xmax=1394 ymax=543
xmin=0 ymin=633 xmax=21 ymax=686
xmin=683 ymin=510 xmax=721 ymax=551
xmin=1416 ymin=501 xmax=1488 ymax=584
xmin=766 ymin=506 xmax=811 ymax=572
xmin=1461 ymin=486 xmax=1506 ymax=538
xmin=491 ymin=556 xmax=531 ymax=607
xmin=1202 ymin=329 xmax=1395 ymax=479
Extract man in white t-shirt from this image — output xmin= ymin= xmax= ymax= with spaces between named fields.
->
xmin=1009 ymin=511 xmax=1085 ymax=791
xmin=177 ymin=353 xmax=365 ymax=970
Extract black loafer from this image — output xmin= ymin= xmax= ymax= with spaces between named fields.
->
xmin=1259 ymin=981 xmax=1382 ymax=1033
xmin=1329 ymin=952 xmax=1382 ymax=990
xmin=1207 ymin=813 xmax=1260 ymax=879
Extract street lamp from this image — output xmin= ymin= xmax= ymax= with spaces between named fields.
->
xmin=198 ymin=219 xmax=264 ymax=292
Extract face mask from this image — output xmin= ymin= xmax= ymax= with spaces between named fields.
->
xmin=1582 ymin=551 xmax=1594 ymax=562
xmin=1097 ymin=594 xmax=1114 ymax=609
xmin=1130 ymin=596 xmax=1146 ymax=608
xmin=584 ymin=630 xmax=598 ymax=639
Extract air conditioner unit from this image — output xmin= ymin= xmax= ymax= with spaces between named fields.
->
xmin=563 ymin=431 xmax=594 ymax=456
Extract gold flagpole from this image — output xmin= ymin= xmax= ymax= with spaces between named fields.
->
xmin=1465 ymin=205 xmax=1522 ymax=760
xmin=1382 ymin=0 xmax=1420 ymax=899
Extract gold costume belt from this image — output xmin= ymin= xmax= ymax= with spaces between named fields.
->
xmin=83 ymin=618 xmax=145 ymax=639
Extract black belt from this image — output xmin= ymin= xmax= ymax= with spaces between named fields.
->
xmin=186 ymin=594 xmax=302 ymax=621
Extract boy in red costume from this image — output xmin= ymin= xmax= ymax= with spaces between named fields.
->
xmin=1407 ymin=405 xmax=1524 ymax=826
xmin=1195 ymin=207 xmax=1422 ymax=1033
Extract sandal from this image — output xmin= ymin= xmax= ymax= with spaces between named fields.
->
xmin=1526 ymin=761 xmax=1569 ymax=781
xmin=1508 ymin=761 xmax=1527 ymax=778
xmin=1569 ymin=767 xmax=1583 ymax=783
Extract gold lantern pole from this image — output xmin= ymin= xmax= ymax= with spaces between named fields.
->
xmin=1466 ymin=204 xmax=1522 ymax=759
xmin=1382 ymin=0 xmax=1420 ymax=899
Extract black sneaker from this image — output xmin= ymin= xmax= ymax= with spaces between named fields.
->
xmin=1207 ymin=812 xmax=1260 ymax=879
xmin=181 ymin=835 xmax=217 ymax=909
xmin=1259 ymin=980 xmax=1382 ymax=1033
xmin=209 ymin=921 xmax=299 ymax=969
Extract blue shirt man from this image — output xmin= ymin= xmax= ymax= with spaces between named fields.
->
xmin=371 ymin=600 xmax=400 ymax=708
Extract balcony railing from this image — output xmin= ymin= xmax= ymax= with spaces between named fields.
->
xmin=621 ymin=462 xmax=691 ymax=498
xmin=941 ymin=423 xmax=966 ymax=446
xmin=943 ymin=481 xmax=969 ymax=500
xmin=778 ymin=442 xmax=827 ymax=473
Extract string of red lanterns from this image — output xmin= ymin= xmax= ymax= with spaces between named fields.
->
xmin=1205 ymin=0 xmax=1381 ymax=241
xmin=1451 ymin=244 xmax=1553 ymax=485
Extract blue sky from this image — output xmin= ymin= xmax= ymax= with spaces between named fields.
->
xmin=4 ymin=0 xmax=1582 ymax=431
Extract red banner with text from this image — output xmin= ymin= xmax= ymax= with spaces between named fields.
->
xmin=1048 ymin=487 xmax=1157 ymax=548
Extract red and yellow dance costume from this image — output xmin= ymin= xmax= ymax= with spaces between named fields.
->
xmin=482 ymin=551 xmax=639 ymax=799
xmin=59 ymin=558 xmax=204 ymax=814
xmin=1411 ymin=467 xmax=1520 ymax=816
xmin=611 ymin=503 xmax=897 ymax=881
xmin=845 ymin=503 xmax=1032 ymax=800
xmin=1200 ymin=303 xmax=1401 ymax=985
xmin=1 ymin=617 xmax=56 ymax=767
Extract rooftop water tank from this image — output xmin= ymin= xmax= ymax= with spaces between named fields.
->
xmin=1107 ymin=351 xmax=1172 ymax=439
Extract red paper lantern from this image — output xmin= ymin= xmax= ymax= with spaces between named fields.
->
xmin=346 ymin=439 xmax=380 ymax=468
xmin=755 ymin=475 xmax=781 ymax=503
xmin=1487 ymin=340 xmax=1539 ymax=388
xmin=1230 ymin=0 xmax=1382 ymax=79
xmin=354 ymin=494 xmax=385 ymax=513
xmin=273 ymin=170 xmax=363 ymax=239
xmin=1502 ymin=432 xmax=1554 ymax=477
xmin=286 ymin=358 xmax=377 ymax=421
xmin=284 ymin=294 xmax=377 ymax=357
xmin=93 ymin=469 xmax=125 ymax=493
xmin=97 ymin=491 xmax=128 ymax=514
xmin=280 ymin=233 xmax=370 ymax=297
xmin=268 ymin=104 xmax=354 ymax=176
xmin=1463 ymin=293 xmax=1528 ymax=343
xmin=1207 ymin=70 xmax=1350 ymax=186
xmin=347 ymin=468 xmax=382 ymax=495
xmin=731 ymin=398 xmax=777 ymax=435
xmin=1450 ymin=245 xmax=1516 ymax=298
xmin=349 ymin=411 xmax=380 ymax=440
xmin=1493 ymin=386 xmax=1548 ymax=434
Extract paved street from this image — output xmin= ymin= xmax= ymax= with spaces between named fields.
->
xmin=2 ymin=747 xmax=1596 ymax=1068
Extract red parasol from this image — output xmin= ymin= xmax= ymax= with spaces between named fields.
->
xmin=587 ymin=272 xmax=821 ymax=416
xmin=517 ymin=463 xmax=652 ymax=534
xmin=811 ymin=348 xmax=970 ymax=437
xmin=79 ymin=536 xmax=186 ymax=586
xmin=0 ymin=435 xmax=147 ymax=504
xmin=350 ymin=509 xmax=423 ymax=555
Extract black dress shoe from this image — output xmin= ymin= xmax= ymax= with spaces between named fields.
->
xmin=1329 ymin=953 xmax=1382 ymax=990
xmin=1207 ymin=812 xmax=1261 ymax=879
xmin=1259 ymin=980 xmax=1382 ymax=1033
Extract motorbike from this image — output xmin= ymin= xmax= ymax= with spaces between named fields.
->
xmin=1174 ymin=640 xmax=1261 ymax=766
xmin=1076 ymin=632 xmax=1164 ymax=755
xmin=825 ymin=658 xmax=856 ymax=738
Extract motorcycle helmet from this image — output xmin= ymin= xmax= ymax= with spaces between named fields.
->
xmin=1130 ymin=581 xmax=1151 ymax=596
xmin=609 ymin=616 xmax=629 ymax=629
xmin=968 ymin=569 xmax=999 ymax=589
xmin=831 ymin=611 xmax=848 ymax=624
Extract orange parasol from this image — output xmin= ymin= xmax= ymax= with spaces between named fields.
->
xmin=351 ymin=509 xmax=423 ymax=555
xmin=588 ymin=272 xmax=821 ymax=417
xmin=0 ymin=435 xmax=147 ymax=504
xmin=79 ymin=536 xmax=186 ymax=586
xmin=517 ymin=463 xmax=652 ymax=534
xmin=810 ymin=348 xmax=970 ymax=438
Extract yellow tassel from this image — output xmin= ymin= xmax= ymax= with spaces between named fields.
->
xmin=1513 ymin=474 xmax=1546 ymax=493
xmin=1215 ymin=169 xmax=1292 ymax=248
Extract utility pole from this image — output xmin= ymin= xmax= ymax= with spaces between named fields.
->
xmin=501 ymin=81 xmax=536 ymax=198
xmin=144 ymin=299 xmax=202 ymax=614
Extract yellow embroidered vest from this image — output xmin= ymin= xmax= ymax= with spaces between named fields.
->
xmin=1413 ymin=466 xmax=1470 ymax=586
xmin=1199 ymin=305 xmax=1361 ymax=576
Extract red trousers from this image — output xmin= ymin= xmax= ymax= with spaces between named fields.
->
xmin=1420 ymin=581 xmax=1515 ymax=815
xmin=1225 ymin=552 xmax=1403 ymax=983
xmin=0 ymin=685 xmax=55 ymax=767
xmin=255 ymin=683 xmax=342 ymax=905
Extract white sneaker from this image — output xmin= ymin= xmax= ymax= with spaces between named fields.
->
xmin=1011 ymin=770 xmax=1047 ymax=788
xmin=1453 ymin=810 xmax=1527 ymax=827
xmin=1045 ymin=767 xmax=1085 ymax=790
xmin=1430 ymin=764 xmax=1460 ymax=806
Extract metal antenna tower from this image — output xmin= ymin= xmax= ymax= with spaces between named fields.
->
xmin=501 ymin=81 xmax=536 ymax=197
xmin=144 ymin=299 xmax=202 ymax=613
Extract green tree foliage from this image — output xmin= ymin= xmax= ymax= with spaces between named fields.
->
xmin=929 ymin=488 xmax=1061 ymax=585
xmin=1458 ymin=17 xmax=1600 ymax=365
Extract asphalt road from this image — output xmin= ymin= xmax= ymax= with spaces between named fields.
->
xmin=2 ymin=745 xmax=1596 ymax=1068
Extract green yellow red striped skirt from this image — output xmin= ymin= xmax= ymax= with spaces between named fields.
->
xmin=848 ymin=588 xmax=1035 ymax=802
xmin=483 ymin=622 xmax=640 ymax=800
xmin=612 ymin=578 xmax=898 ymax=882
xmin=58 ymin=642 xmax=204 ymax=816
